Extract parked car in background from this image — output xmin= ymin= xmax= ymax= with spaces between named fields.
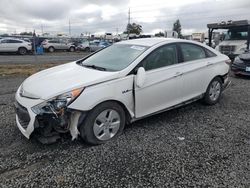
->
xmin=77 ymin=41 xmax=91 ymax=51
xmin=42 ymin=39 xmax=76 ymax=52
xmin=0 ymin=38 xmax=32 ymax=55
xmin=77 ymin=41 xmax=111 ymax=52
xmin=15 ymin=38 xmax=230 ymax=145
xmin=89 ymin=41 xmax=111 ymax=52
xmin=231 ymin=51 xmax=250 ymax=76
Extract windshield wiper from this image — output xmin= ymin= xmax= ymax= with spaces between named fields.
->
xmin=82 ymin=64 xmax=106 ymax=71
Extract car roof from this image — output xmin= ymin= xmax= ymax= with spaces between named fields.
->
xmin=0 ymin=38 xmax=24 ymax=41
xmin=119 ymin=38 xmax=187 ymax=47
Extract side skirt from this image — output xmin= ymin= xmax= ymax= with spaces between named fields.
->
xmin=131 ymin=94 xmax=204 ymax=123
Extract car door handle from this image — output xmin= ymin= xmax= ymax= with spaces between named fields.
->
xmin=174 ymin=72 xmax=183 ymax=77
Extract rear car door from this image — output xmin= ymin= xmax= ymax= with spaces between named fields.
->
xmin=9 ymin=39 xmax=23 ymax=51
xmin=134 ymin=44 xmax=184 ymax=118
xmin=0 ymin=39 xmax=9 ymax=52
xmin=59 ymin=40 xmax=69 ymax=50
xmin=178 ymin=43 xmax=217 ymax=101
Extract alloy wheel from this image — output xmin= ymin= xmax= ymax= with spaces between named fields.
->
xmin=93 ymin=109 xmax=121 ymax=141
xmin=209 ymin=80 xmax=221 ymax=101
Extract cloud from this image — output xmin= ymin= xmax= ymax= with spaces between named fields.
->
xmin=0 ymin=0 xmax=249 ymax=35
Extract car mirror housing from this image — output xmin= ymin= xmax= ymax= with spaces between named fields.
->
xmin=136 ymin=67 xmax=146 ymax=88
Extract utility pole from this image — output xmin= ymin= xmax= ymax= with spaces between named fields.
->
xmin=69 ymin=19 xmax=71 ymax=37
xmin=127 ymin=8 xmax=130 ymax=39
xmin=41 ymin=24 xmax=44 ymax=35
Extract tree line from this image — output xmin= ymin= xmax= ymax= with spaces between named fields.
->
xmin=124 ymin=19 xmax=183 ymax=38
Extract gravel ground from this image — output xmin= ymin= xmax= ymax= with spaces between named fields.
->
xmin=0 ymin=75 xmax=249 ymax=187
xmin=0 ymin=52 xmax=89 ymax=65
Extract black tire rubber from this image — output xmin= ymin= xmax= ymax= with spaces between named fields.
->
xmin=69 ymin=47 xmax=75 ymax=52
xmin=18 ymin=47 xmax=27 ymax=55
xmin=48 ymin=46 xmax=55 ymax=52
xmin=80 ymin=101 xmax=126 ymax=145
xmin=85 ymin=47 xmax=90 ymax=52
xmin=203 ymin=77 xmax=223 ymax=105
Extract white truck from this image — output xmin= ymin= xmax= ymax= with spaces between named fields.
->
xmin=208 ymin=20 xmax=250 ymax=59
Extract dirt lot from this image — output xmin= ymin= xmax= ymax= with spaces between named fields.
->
xmin=0 ymin=52 xmax=88 ymax=65
xmin=0 ymin=53 xmax=249 ymax=187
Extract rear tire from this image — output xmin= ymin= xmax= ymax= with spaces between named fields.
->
xmin=48 ymin=46 xmax=55 ymax=52
xmin=203 ymin=77 xmax=223 ymax=105
xmin=80 ymin=102 xmax=125 ymax=145
xmin=18 ymin=47 xmax=27 ymax=55
xmin=69 ymin=46 xmax=75 ymax=52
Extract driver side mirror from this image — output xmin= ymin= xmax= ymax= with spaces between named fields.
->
xmin=135 ymin=67 xmax=146 ymax=88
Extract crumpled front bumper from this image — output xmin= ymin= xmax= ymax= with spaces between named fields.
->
xmin=15 ymin=86 xmax=44 ymax=139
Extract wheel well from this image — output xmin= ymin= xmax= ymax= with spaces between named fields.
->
xmin=93 ymin=100 xmax=132 ymax=124
xmin=215 ymin=75 xmax=224 ymax=83
xmin=18 ymin=47 xmax=27 ymax=51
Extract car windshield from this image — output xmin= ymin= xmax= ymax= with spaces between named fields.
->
xmin=80 ymin=44 xmax=148 ymax=71
xmin=224 ymin=29 xmax=248 ymax=40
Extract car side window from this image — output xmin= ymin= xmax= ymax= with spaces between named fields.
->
xmin=180 ymin=43 xmax=206 ymax=62
xmin=10 ymin=40 xmax=22 ymax=43
xmin=0 ymin=40 xmax=8 ymax=43
xmin=205 ymin=48 xmax=217 ymax=57
xmin=143 ymin=44 xmax=178 ymax=71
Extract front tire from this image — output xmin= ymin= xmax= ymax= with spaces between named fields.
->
xmin=203 ymin=77 xmax=223 ymax=105
xmin=80 ymin=102 xmax=125 ymax=145
xmin=48 ymin=46 xmax=55 ymax=52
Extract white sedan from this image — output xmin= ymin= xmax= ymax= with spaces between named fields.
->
xmin=15 ymin=38 xmax=230 ymax=144
xmin=0 ymin=38 xmax=32 ymax=55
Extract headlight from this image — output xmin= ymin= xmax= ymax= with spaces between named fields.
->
xmin=233 ymin=56 xmax=243 ymax=64
xmin=31 ymin=88 xmax=84 ymax=114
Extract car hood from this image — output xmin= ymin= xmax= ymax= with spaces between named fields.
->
xmin=22 ymin=62 xmax=120 ymax=100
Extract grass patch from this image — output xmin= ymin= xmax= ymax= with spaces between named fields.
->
xmin=0 ymin=63 xmax=63 ymax=76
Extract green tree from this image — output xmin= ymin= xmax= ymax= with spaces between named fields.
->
xmin=155 ymin=31 xmax=164 ymax=37
xmin=124 ymin=23 xmax=143 ymax=35
xmin=173 ymin=19 xmax=183 ymax=38
xmin=20 ymin=32 xmax=33 ymax=36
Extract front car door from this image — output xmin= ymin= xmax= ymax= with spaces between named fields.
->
xmin=134 ymin=43 xmax=184 ymax=118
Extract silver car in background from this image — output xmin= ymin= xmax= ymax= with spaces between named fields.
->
xmin=0 ymin=38 xmax=32 ymax=55
xmin=42 ymin=39 xmax=76 ymax=52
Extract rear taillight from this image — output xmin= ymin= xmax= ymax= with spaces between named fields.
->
xmin=225 ymin=59 xmax=231 ymax=65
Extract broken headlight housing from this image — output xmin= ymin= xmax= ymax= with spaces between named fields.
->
xmin=31 ymin=88 xmax=84 ymax=115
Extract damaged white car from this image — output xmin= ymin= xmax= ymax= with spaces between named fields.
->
xmin=15 ymin=38 xmax=230 ymax=144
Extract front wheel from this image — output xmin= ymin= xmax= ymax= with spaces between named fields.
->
xmin=48 ymin=46 xmax=55 ymax=52
xmin=80 ymin=102 xmax=126 ymax=145
xmin=203 ymin=77 xmax=223 ymax=105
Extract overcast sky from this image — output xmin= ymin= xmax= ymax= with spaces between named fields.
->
xmin=0 ymin=0 xmax=249 ymax=36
